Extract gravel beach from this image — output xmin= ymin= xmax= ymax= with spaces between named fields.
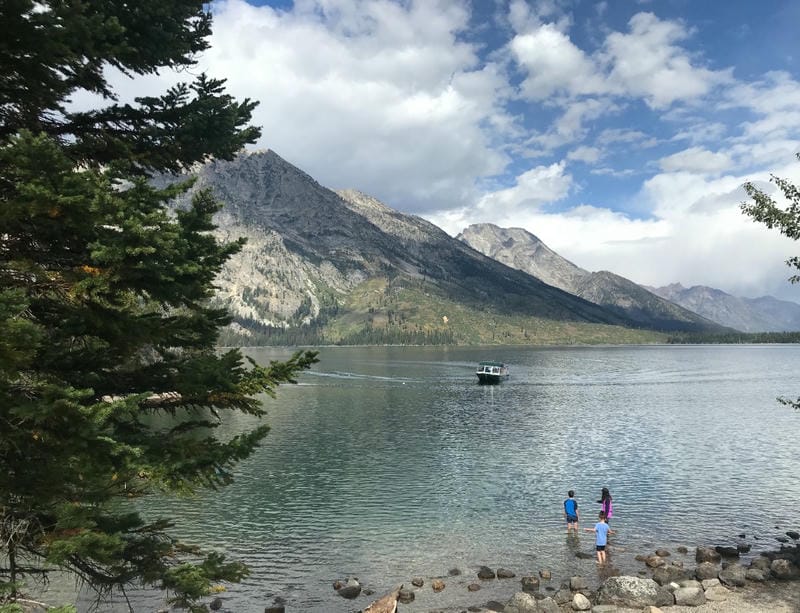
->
xmin=670 ymin=579 xmax=800 ymax=613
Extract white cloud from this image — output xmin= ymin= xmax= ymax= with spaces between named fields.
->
xmin=658 ymin=146 xmax=733 ymax=174
xmin=568 ymin=146 xmax=602 ymax=163
xmin=602 ymin=12 xmax=731 ymax=109
xmin=200 ymin=0 xmax=512 ymax=214
xmin=511 ymin=23 xmax=606 ymax=100
xmin=430 ymin=161 xmax=573 ymax=232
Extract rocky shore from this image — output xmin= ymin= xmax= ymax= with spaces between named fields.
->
xmin=306 ymin=536 xmax=800 ymax=613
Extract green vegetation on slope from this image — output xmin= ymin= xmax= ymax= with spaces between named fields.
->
xmin=222 ymin=277 xmax=668 ymax=346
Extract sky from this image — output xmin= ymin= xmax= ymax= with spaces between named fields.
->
xmin=101 ymin=0 xmax=800 ymax=301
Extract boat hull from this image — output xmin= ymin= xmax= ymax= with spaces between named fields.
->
xmin=476 ymin=373 xmax=507 ymax=384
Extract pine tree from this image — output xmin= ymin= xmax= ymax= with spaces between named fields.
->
xmin=0 ymin=2 xmax=318 ymax=610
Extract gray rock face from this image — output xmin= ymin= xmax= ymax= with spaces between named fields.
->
xmin=161 ymin=152 xmax=641 ymax=342
xmin=457 ymin=223 xmax=728 ymax=333
xmin=596 ymin=576 xmax=661 ymax=608
xmin=648 ymin=282 xmax=800 ymax=332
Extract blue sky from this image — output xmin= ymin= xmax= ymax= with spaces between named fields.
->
xmin=99 ymin=0 xmax=800 ymax=300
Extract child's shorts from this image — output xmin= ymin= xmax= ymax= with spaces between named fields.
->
xmin=596 ymin=545 xmax=606 ymax=551
xmin=566 ymin=515 xmax=578 ymax=523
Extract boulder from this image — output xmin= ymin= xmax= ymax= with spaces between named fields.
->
xmin=569 ymin=576 xmax=588 ymax=591
xmin=750 ymin=556 xmax=771 ymax=571
xmin=695 ymin=547 xmax=721 ymax=563
xmin=746 ymin=568 xmax=766 ymax=582
xmin=448 ymin=568 xmax=462 ymax=576
xmin=677 ymin=546 xmax=689 ymax=554
xmin=771 ymin=558 xmax=799 ymax=579
xmin=411 ymin=577 xmax=424 ymax=587
xmin=571 ymin=592 xmax=591 ymax=611
xmin=701 ymin=578 xmax=720 ymax=589
xmin=504 ymin=591 xmax=538 ymax=613
xmin=655 ymin=587 xmax=675 ymax=607
xmin=715 ymin=546 xmax=740 ymax=558
xmin=536 ymin=597 xmax=562 ymax=613
xmin=704 ymin=585 xmax=731 ymax=602
xmin=652 ymin=565 xmax=688 ymax=585
xmin=694 ymin=562 xmax=718 ymax=581
xmin=787 ymin=530 xmax=800 ymax=540
xmin=655 ymin=548 xmax=671 ymax=557
xmin=432 ymin=579 xmax=445 ymax=592
xmin=539 ymin=569 xmax=551 ymax=580
xmin=674 ymin=586 xmax=706 ymax=606
xmin=209 ymin=597 xmax=223 ymax=611
xmin=477 ymin=566 xmax=496 ymax=580
xmin=497 ymin=568 xmax=516 ymax=579
xmin=467 ymin=583 xmax=481 ymax=592
xmin=596 ymin=576 xmax=661 ymax=608
xmin=264 ymin=606 xmax=285 ymax=613
xmin=719 ymin=563 xmax=746 ymax=587
xmin=678 ymin=579 xmax=703 ymax=590
xmin=336 ymin=578 xmax=361 ymax=599
xmin=737 ymin=543 xmax=751 ymax=553
xmin=645 ymin=555 xmax=666 ymax=568
xmin=398 ymin=587 xmax=415 ymax=603
xmin=521 ymin=576 xmax=540 ymax=592
xmin=553 ymin=588 xmax=571 ymax=605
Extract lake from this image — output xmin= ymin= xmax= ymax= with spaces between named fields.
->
xmin=76 ymin=344 xmax=800 ymax=611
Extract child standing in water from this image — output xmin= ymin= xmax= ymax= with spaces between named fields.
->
xmin=584 ymin=511 xmax=614 ymax=564
xmin=563 ymin=490 xmax=579 ymax=534
xmin=597 ymin=487 xmax=613 ymax=525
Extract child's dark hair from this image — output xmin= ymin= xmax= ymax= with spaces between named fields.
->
xmin=568 ymin=490 xmax=574 ymax=498
xmin=598 ymin=511 xmax=607 ymax=520
xmin=600 ymin=487 xmax=611 ymax=501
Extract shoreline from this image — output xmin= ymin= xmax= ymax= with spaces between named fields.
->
xmin=344 ymin=540 xmax=800 ymax=613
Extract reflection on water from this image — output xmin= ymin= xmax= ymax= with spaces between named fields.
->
xmin=58 ymin=345 xmax=800 ymax=612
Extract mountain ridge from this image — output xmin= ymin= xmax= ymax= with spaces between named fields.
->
xmin=646 ymin=283 xmax=800 ymax=332
xmin=457 ymin=223 xmax=726 ymax=333
xmin=160 ymin=151 xmax=733 ymax=344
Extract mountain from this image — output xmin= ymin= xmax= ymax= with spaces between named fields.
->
xmin=457 ymin=223 xmax=726 ymax=333
xmin=158 ymin=151 xmax=676 ymax=345
xmin=647 ymin=283 xmax=800 ymax=332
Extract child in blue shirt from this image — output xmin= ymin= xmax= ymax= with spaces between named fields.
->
xmin=584 ymin=511 xmax=614 ymax=564
xmin=563 ymin=490 xmax=579 ymax=534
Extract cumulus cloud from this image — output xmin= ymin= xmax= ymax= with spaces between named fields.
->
xmin=602 ymin=12 xmax=731 ymax=109
xmin=201 ymin=0 xmax=512 ymax=214
xmin=510 ymin=23 xmax=606 ymax=100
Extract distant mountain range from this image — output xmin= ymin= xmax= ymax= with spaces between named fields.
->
xmin=159 ymin=150 xmax=730 ymax=345
xmin=646 ymin=283 xmax=800 ymax=333
xmin=457 ymin=224 xmax=723 ymax=333
xmin=457 ymin=223 xmax=800 ymax=333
